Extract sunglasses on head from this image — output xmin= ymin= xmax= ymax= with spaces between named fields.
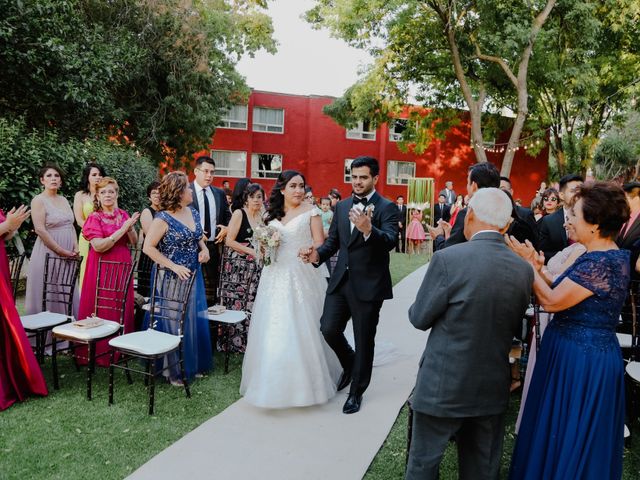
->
xmin=543 ymin=196 xmax=558 ymax=201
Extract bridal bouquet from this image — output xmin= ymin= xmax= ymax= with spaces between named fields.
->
xmin=251 ymin=224 xmax=281 ymax=266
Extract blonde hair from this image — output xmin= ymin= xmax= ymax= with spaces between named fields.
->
xmin=93 ymin=177 xmax=119 ymax=212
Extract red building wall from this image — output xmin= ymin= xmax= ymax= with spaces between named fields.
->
xmin=195 ymin=90 xmax=548 ymax=205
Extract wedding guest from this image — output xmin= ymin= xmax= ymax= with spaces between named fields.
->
xmin=538 ymin=174 xmax=583 ymax=263
xmin=143 ymin=171 xmax=212 ymax=383
xmin=25 ymin=164 xmax=79 ymax=318
xmin=189 ymin=156 xmax=231 ymax=305
xmin=500 ymin=176 xmax=539 ymax=249
xmin=530 ymin=197 xmax=544 ymax=222
xmin=319 ymin=197 xmax=333 ymax=238
xmin=304 ymin=186 xmax=315 ymax=205
xmin=73 ymin=162 xmax=106 ymax=287
xmin=77 ymin=177 xmax=139 ymax=367
xmin=541 ymin=187 xmax=560 ymax=215
xmin=0 ymin=239 xmax=48 ymax=410
xmin=433 ymin=194 xmax=451 ymax=223
xmin=406 ymin=188 xmax=532 ymax=480
xmin=328 ymin=188 xmax=341 ymax=211
xmin=509 ymin=181 xmax=630 ymax=480
xmin=395 ymin=195 xmax=407 ymax=253
xmin=229 ymin=178 xmax=251 ymax=212
xmin=617 ymin=181 xmax=640 ymax=276
xmin=137 ymin=180 xmax=161 ymax=298
xmin=0 ymin=206 xmax=30 ymax=288
xmin=449 ymin=194 xmax=465 ymax=226
xmin=406 ymin=209 xmax=426 ymax=255
xmin=439 ymin=180 xmax=456 ymax=205
xmin=220 ymin=183 xmax=265 ymax=352
xmin=224 ymin=188 xmax=233 ymax=209
xmin=222 ymin=180 xmax=230 ymax=190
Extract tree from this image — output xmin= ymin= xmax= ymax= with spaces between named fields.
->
xmin=306 ymin=0 xmax=557 ymax=177
xmin=0 ymin=0 xmax=276 ymax=164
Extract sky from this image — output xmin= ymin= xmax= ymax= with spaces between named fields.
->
xmin=235 ymin=0 xmax=372 ymax=98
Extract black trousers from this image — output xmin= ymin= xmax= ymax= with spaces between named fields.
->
xmin=396 ymin=226 xmax=406 ymax=253
xmin=405 ymin=410 xmax=506 ymax=480
xmin=201 ymin=241 xmax=221 ymax=306
xmin=320 ymin=272 xmax=383 ymax=395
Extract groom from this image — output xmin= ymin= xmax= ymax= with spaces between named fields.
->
xmin=302 ymin=156 xmax=399 ymax=414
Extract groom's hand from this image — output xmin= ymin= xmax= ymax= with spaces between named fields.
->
xmin=298 ymin=246 xmax=318 ymax=264
xmin=349 ymin=208 xmax=372 ymax=236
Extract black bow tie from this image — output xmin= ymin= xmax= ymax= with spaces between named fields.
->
xmin=353 ymin=196 xmax=368 ymax=206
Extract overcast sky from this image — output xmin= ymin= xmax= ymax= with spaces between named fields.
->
xmin=235 ymin=0 xmax=372 ymax=98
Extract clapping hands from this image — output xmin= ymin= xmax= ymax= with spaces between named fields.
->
xmin=5 ymin=205 xmax=30 ymax=230
xmin=504 ymin=235 xmax=544 ymax=272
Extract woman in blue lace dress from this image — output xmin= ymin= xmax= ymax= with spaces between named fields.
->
xmin=507 ymin=181 xmax=630 ymax=480
xmin=143 ymin=172 xmax=212 ymax=384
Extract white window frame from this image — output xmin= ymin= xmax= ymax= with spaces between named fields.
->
xmin=218 ymin=105 xmax=248 ymax=130
xmin=252 ymin=107 xmax=285 ymax=134
xmin=346 ymin=120 xmax=376 ymax=141
xmin=209 ymin=150 xmax=247 ymax=178
xmin=251 ymin=153 xmax=283 ymax=179
xmin=389 ymin=119 xmax=407 ymax=142
xmin=344 ymin=158 xmax=354 ymax=183
xmin=387 ymin=160 xmax=416 ymax=185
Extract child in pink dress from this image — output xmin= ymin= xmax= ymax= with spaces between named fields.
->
xmin=406 ymin=209 xmax=426 ymax=255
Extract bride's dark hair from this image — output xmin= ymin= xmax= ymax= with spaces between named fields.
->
xmin=266 ymin=170 xmax=306 ymax=222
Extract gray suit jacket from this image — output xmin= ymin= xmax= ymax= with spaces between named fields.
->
xmin=409 ymin=231 xmax=533 ymax=417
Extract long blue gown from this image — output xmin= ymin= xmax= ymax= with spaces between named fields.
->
xmin=149 ymin=208 xmax=212 ymax=381
xmin=510 ymin=250 xmax=630 ymax=480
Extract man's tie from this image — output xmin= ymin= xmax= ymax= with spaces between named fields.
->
xmin=353 ymin=196 xmax=368 ymax=206
xmin=203 ymin=190 xmax=212 ymax=239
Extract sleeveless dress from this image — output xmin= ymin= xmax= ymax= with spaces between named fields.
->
xmin=76 ymin=209 xmax=135 ymax=367
xmin=509 ymin=250 xmax=630 ymax=480
xmin=25 ymin=195 xmax=79 ymax=316
xmin=137 ymin=206 xmax=158 ymax=297
xmin=240 ymin=208 xmax=341 ymax=408
xmin=406 ymin=211 xmax=426 ymax=241
xmin=78 ymin=200 xmax=94 ymax=287
xmin=218 ymin=208 xmax=263 ymax=353
xmin=151 ymin=208 xmax=212 ymax=381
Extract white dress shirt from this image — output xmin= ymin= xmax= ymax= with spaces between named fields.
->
xmin=194 ymin=182 xmax=217 ymax=234
xmin=351 ymin=190 xmax=376 ymax=240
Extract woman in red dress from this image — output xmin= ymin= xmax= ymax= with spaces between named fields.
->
xmin=76 ymin=177 xmax=140 ymax=367
xmin=0 ymin=205 xmax=48 ymax=410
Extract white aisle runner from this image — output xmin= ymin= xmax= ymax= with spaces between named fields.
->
xmin=128 ymin=264 xmax=430 ymax=480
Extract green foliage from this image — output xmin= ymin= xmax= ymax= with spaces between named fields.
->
xmin=0 ymin=116 xmax=157 ymax=245
xmin=0 ymin=0 xmax=276 ymax=164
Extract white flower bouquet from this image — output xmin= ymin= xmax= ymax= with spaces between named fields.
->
xmin=250 ymin=224 xmax=281 ymax=266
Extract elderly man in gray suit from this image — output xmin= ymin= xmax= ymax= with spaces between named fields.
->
xmin=406 ymin=188 xmax=533 ymax=480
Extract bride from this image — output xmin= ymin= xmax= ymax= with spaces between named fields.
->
xmin=240 ymin=170 xmax=341 ymax=408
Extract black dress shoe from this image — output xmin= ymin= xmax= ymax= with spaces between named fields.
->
xmin=336 ymin=369 xmax=352 ymax=391
xmin=343 ymin=393 xmax=362 ymax=414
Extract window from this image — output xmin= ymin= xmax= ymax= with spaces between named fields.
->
xmin=210 ymin=150 xmax=247 ymax=178
xmin=344 ymin=158 xmax=354 ymax=183
xmin=218 ymin=105 xmax=248 ymax=129
xmin=346 ymin=120 xmax=376 ymax=141
xmin=389 ymin=119 xmax=407 ymax=142
xmin=251 ymin=153 xmax=283 ymax=179
xmin=387 ymin=160 xmax=415 ymax=185
xmin=252 ymin=107 xmax=284 ymax=133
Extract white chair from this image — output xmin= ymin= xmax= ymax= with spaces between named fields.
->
xmin=108 ymin=266 xmax=195 ymax=415
xmin=20 ymin=254 xmax=81 ymax=364
xmin=51 ymin=258 xmax=134 ymax=399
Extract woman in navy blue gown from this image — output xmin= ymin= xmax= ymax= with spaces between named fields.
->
xmin=143 ymin=171 xmax=212 ymax=384
xmin=507 ymin=181 xmax=630 ymax=480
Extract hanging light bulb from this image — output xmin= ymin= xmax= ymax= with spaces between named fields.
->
xmin=567 ymin=126 xmax=572 ymax=132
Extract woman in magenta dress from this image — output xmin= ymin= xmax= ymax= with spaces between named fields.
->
xmin=406 ymin=208 xmax=426 ymax=255
xmin=76 ymin=177 xmax=140 ymax=367
xmin=0 ymin=205 xmax=48 ymax=410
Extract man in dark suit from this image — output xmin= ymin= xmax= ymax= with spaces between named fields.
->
xmin=538 ymin=174 xmax=583 ymax=263
xmin=406 ymin=188 xmax=533 ymax=480
xmin=302 ymin=156 xmax=398 ymax=414
xmin=433 ymin=194 xmax=451 ymax=224
xmin=429 ymin=162 xmax=500 ymax=250
xmin=396 ymin=195 xmax=408 ymax=253
xmin=500 ymin=176 xmax=539 ymax=249
xmin=189 ymin=156 xmax=231 ymax=305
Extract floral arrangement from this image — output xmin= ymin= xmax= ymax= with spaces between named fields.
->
xmin=250 ymin=224 xmax=280 ymax=266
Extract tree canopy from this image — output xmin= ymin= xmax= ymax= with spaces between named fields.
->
xmin=0 ymin=0 xmax=276 ymax=164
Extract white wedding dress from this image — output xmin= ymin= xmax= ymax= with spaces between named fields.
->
xmin=240 ymin=208 xmax=342 ymax=408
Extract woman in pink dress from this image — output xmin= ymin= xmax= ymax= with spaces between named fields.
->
xmin=0 ymin=205 xmax=48 ymax=410
xmin=76 ymin=177 xmax=140 ymax=367
xmin=406 ymin=208 xmax=426 ymax=255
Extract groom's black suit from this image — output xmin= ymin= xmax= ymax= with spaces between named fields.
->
xmin=316 ymin=191 xmax=399 ymax=396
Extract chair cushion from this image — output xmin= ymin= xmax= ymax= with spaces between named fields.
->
xmin=626 ymin=361 xmax=640 ymax=382
xmin=53 ymin=320 xmax=120 ymax=341
xmin=617 ymin=333 xmax=632 ymax=348
xmin=109 ymin=330 xmax=180 ymax=356
xmin=208 ymin=310 xmax=247 ymax=324
xmin=21 ymin=312 xmax=72 ymax=330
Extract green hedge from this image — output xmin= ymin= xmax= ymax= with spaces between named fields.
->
xmin=0 ymin=117 xmax=158 ymax=247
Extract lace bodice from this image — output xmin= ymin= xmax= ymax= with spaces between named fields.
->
xmin=157 ymin=208 xmax=203 ymax=271
xmin=549 ymin=250 xmax=630 ymax=350
xmin=268 ymin=207 xmax=319 ymax=265
xmin=40 ymin=195 xmax=74 ymax=230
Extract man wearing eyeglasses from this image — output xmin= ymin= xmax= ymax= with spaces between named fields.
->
xmin=538 ymin=174 xmax=584 ymax=264
xmin=189 ymin=156 xmax=231 ymax=305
